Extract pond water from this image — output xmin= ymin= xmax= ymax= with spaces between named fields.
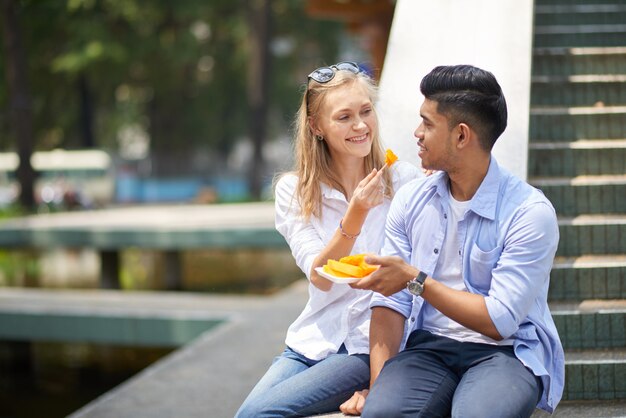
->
xmin=0 ymin=341 xmax=174 ymax=418
xmin=0 ymin=247 xmax=303 ymax=416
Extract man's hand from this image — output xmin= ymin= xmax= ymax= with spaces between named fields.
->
xmin=340 ymin=389 xmax=369 ymax=416
xmin=350 ymin=255 xmax=417 ymax=296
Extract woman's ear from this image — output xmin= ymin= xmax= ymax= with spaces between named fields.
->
xmin=308 ymin=116 xmax=322 ymax=137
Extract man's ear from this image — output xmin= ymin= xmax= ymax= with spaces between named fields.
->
xmin=456 ymin=123 xmax=472 ymax=149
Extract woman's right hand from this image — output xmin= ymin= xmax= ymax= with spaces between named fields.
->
xmin=350 ymin=168 xmax=385 ymax=211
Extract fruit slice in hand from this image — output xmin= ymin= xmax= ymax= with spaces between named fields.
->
xmin=385 ymin=149 xmax=398 ymax=166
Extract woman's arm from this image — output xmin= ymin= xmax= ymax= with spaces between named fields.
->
xmin=309 ymin=168 xmax=385 ymax=291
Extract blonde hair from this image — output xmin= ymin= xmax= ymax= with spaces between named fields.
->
xmin=281 ymin=69 xmax=393 ymax=221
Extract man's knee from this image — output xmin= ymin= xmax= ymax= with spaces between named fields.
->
xmin=361 ymin=398 xmax=401 ymax=418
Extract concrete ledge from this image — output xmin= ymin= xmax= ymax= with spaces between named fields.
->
xmin=0 ymin=202 xmax=285 ymax=250
xmin=68 ymin=280 xmax=309 ymax=418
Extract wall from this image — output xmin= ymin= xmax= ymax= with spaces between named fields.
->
xmin=377 ymin=0 xmax=534 ymax=180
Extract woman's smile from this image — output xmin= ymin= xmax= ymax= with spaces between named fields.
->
xmin=347 ymin=133 xmax=369 ymax=144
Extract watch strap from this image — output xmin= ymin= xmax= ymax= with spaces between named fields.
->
xmin=415 ymin=270 xmax=427 ymax=284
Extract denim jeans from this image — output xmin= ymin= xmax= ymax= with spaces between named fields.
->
xmin=235 ymin=345 xmax=370 ymax=418
xmin=362 ymin=330 xmax=542 ymax=418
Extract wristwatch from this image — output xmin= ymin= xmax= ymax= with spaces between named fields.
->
xmin=407 ymin=271 xmax=427 ymax=296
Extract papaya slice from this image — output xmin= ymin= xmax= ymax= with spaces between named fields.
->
xmin=323 ymin=255 xmax=379 ymax=278
xmin=385 ymin=149 xmax=398 ymax=166
xmin=326 ymin=259 xmax=363 ymax=277
xmin=339 ymin=254 xmax=366 ymax=266
xmin=358 ymin=260 xmax=379 ymax=275
xmin=323 ymin=264 xmax=352 ymax=278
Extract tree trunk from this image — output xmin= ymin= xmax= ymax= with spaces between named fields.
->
xmin=78 ymin=74 xmax=95 ymax=148
xmin=1 ymin=0 xmax=37 ymax=210
xmin=247 ymin=0 xmax=272 ymax=200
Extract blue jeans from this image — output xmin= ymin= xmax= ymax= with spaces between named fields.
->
xmin=235 ymin=345 xmax=370 ymax=418
xmin=362 ymin=330 xmax=542 ymax=418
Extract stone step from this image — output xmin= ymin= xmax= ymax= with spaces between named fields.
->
xmin=550 ymin=255 xmax=626 ymax=301
xmin=536 ymin=0 xmax=626 ymax=5
xmin=532 ymin=47 xmax=626 ymax=76
xmin=553 ymin=215 xmax=626 ymax=257
xmin=532 ymin=400 xmax=626 ymax=417
xmin=551 ymin=300 xmax=626 ymax=349
xmin=530 ymin=175 xmax=626 ymax=217
xmin=562 ymin=349 xmax=626 ymax=401
xmin=531 ymin=76 xmax=626 ymax=106
xmin=315 ymin=401 xmax=626 ymax=418
xmin=534 ymin=4 xmax=626 ymax=26
xmin=528 ymin=140 xmax=626 ymax=177
xmin=314 ymin=400 xmax=626 ymax=418
xmin=533 ymin=25 xmax=626 ymax=48
xmin=529 ymin=106 xmax=626 ymax=141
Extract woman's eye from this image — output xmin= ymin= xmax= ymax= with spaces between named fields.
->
xmin=362 ymin=108 xmax=372 ymax=115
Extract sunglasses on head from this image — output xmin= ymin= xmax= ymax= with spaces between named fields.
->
xmin=307 ymin=61 xmax=361 ymax=84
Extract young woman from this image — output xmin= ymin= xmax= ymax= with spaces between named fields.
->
xmin=235 ymin=62 xmax=421 ymax=417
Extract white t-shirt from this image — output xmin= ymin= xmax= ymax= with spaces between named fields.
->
xmin=274 ymin=161 xmax=421 ymax=360
xmin=422 ymin=194 xmax=513 ymax=345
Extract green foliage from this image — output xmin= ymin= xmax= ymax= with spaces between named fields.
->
xmin=0 ymin=0 xmax=343 ymax=160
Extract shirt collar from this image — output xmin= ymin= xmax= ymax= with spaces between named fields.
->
xmin=431 ymin=156 xmax=503 ymax=221
xmin=321 ymin=181 xmax=348 ymax=201
xmin=470 ymin=156 xmax=502 ymax=220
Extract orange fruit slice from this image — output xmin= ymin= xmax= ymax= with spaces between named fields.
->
xmin=326 ymin=259 xmax=363 ymax=277
xmin=323 ymin=254 xmax=379 ymax=278
xmin=339 ymin=254 xmax=366 ymax=266
xmin=385 ymin=149 xmax=398 ymax=166
xmin=323 ymin=264 xmax=352 ymax=278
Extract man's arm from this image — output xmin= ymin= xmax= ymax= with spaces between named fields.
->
xmin=340 ymin=306 xmax=405 ymax=416
xmin=369 ymin=306 xmax=405 ymax=385
xmin=354 ymin=255 xmax=502 ymax=340
xmin=421 ymin=276 xmax=502 ymax=340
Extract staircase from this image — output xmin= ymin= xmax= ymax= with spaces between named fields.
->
xmin=528 ymin=0 xmax=626 ymax=415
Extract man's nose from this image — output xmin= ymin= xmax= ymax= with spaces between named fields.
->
xmin=414 ymin=124 xmax=424 ymax=138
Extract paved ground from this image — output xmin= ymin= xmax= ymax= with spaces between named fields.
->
xmin=67 ymin=280 xmax=310 ymax=418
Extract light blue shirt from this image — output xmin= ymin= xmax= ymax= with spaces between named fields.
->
xmin=371 ymin=157 xmax=564 ymax=413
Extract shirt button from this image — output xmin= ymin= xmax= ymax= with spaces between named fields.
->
xmin=410 ymin=317 xmax=416 ymax=322
xmin=434 ymin=248 xmax=439 ymax=254
xmin=443 ymin=213 xmax=447 ymax=219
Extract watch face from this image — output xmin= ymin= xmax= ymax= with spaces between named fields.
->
xmin=407 ymin=280 xmax=424 ymax=296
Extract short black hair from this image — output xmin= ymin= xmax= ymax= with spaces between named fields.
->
xmin=420 ymin=65 xmax=508 ymax=151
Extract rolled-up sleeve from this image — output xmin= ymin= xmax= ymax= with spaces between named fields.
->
xmin=484 ymin=201 xmax=559 ymax=338
xmin=274 ymin=175 xmax=325 ymax=280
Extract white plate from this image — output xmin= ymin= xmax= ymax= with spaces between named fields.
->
xmin=314 ymin=266 xmax=374 ymax=284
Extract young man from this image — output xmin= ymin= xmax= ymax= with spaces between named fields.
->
xmin=342 ymin=65 xmax=564 ymax=417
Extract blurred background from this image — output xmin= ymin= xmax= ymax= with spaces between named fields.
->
xmin=0 ymin=1 xmax=396 ymax=416
xmin=0 ymin=0 xmax=394 ymax=210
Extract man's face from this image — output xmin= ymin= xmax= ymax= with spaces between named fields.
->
xmin=413 ymin=98 xmax=457 ymax=172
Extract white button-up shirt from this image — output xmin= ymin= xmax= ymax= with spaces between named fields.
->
xmin=275 ymin=161 xmax=420 ymax=360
